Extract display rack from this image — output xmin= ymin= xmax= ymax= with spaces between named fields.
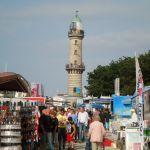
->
xmin=0 ymin=106 xmax=22 ymax=150
xmin=20 ymin=106 xmax=38 ymax=150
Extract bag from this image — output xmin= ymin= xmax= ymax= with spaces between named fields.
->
xmin=85 ymin=137 xmax=92 ymax=150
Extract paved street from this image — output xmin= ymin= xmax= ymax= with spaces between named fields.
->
xmin=74 ymin=142 xmax=86 ymax=150
xmin=69 ymin=131 xmax=122 ymax=150
xmin=71 ymin=142 xmax=121 ymax=150
xmin=66 ymin=141 xmax=121 ymax=150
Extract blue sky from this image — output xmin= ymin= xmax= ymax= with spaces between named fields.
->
xmin=0 ymin=0 xmax=150 ymax=96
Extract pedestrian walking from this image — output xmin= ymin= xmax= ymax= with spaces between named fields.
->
xmin=76 ymin=108 xmax=80 ymax=141
xmin=87 ymin=115 xmax=106 ymax=150
xmin=99 ymin=109 xmax=105 ymax=127
xmin=38 ymin=108 xmax=47 ymax=150
xmin=78 ymin=107 xmax=89 ymax=142
xmin=38 ymin=108 xmax=54 ymax=150
xmin=104 ymin=109 xmax=111 ymax=130
xmin=57 ymin=108 xmax=67 ymax=150
xmin=70 ymin=109 xmax=78 ymax=142
xmin=50 ymin=110 xmax=59 ymax=149
xmin=66 ymin=116 xmax=76 ymax=150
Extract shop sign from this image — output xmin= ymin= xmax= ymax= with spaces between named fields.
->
xmin=126 ymin=129 xmax=141 ymax=150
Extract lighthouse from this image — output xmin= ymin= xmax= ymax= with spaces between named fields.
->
xmin=66 ymin=11 xmax=85 ymax=106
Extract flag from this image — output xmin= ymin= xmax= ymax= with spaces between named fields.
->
xmin=135 ymin=54 xmax=144 ymax=149
xmin=135 ymin=55 xmax=144 ymax=102
xmin=135 ymin=55 xmax=143 ymax=95
xmin=35 ymin=106 xmax=40 ymax=142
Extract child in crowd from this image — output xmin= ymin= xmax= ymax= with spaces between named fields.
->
xmin=66 ymin=116 xmax=76 ymax=150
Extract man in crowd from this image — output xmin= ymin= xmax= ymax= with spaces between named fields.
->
xmin=78 ymin=107 xmax=89 ymax=142
xmin=38 ymin=108 xmax=54 ymax=150
xmin=57 ymin=108 xmax=67 ymax=150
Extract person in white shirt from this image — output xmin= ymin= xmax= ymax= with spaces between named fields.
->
xmin=78 ymin=107 xmax=89 ymax=142
xmin=131 ymin=109 xmax=138 ymax=123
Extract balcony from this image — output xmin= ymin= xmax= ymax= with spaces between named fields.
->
xmin=68 ymin=29 xmax=84 ymax=38
xmin=65 ymin=63 xmax=85 ymax=72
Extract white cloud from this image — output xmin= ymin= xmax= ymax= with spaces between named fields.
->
xmin=85 ymin=29 xmax=150 ymax=52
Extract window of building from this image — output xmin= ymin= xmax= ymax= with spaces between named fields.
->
xmin=75 ymin=40 xmax=78 ymax=45
xmin=74 ymin=50 xmax=77 ymax=55
xmin=74 ymin=60 xmax=77 ymax=65
xmin=73 ymin=87 xmax=76 ymax=93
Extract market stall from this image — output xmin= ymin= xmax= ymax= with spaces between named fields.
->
xmin=0 ymin=97 xmax=44 ymax=150
xmin=0 ymin=102 xmax=22 ymax=150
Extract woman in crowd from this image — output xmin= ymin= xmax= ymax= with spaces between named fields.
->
xmin=87 ymin=115 xmax=106 ymax=150
xmin=70 ymin=109 xmax=78 ymax=142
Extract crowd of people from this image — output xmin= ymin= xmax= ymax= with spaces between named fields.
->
xmin=38 ymin=106 xmax=112 ymax=150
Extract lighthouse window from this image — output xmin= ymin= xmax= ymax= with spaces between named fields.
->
xmin=74 ymin=60 xmax=77 ymax=65
xmin=73 ymin=87 xmax=76 ymax=93
xmin=74 ymin=50 xmax=77 ymax=55
xmin=75 ymin=40 xmax=78 ymax=45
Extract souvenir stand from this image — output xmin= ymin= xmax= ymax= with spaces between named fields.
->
xmin=0 ymin=97 xmax=45 ymax=150
xmin=20 ymin=97 xmax=45 ymax=150
xmin=111 ymin=95 xmax=133 ymax=149
xmin=0 ymin=101 xmax=22 ymax=150
xmin=20 ymin=105 xmax=37 ymax=150
xmin=0 ymin=72 xmax=42 ymax=150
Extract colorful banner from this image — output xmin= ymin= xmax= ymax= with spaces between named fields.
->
xmin=135 ymin=55 xmax=144 ymax=149
xmin=113 ymin=95 xmax=132 ymax=117
xmin=31 ymin=83 xmax=44 ymax=97
xmin=126 ymin=128 xmax=142 ymax=150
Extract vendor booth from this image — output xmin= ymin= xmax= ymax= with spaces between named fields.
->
xmin=0 ymin=72 xmax=45 ymax=150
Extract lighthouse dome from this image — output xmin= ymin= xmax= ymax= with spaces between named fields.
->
xmin=70 ymin=11 xmax=83 ymax=30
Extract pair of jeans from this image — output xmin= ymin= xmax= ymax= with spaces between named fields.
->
xmin=85 ymin=137 xmax=92 ymax=150
xmin=39 ymin=133 xmax=47 ymax=150
xmin=53 ymin=131 xmax=58 ymax=146
xmin=79 ymin=123 xmax=87 ymax=142
xmin=47 ymin=132 xmax=54 ymax=150
xmin=30 ymin=141 xmax=38 ymax=150
xmin=58 ymin=128 xmax=66 ymax=149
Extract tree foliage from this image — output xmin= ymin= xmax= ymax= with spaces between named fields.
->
xmin=85 ymin=50 xmax=150 ymax=97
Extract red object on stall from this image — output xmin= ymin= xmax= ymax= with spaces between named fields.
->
xmin=1 ymin=106 xmax=7 ymax=110
xmin=23 ymin=97 xmax=45 ymax=103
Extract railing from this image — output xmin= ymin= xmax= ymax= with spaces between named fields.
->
xmin=65 ymin=63 xmax=85 ymax=71
xmin=68 ymin=30 xmax=84 ymax=37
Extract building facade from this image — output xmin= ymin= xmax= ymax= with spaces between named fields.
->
xmin=66 ymin=12 xmax=85 ymax=105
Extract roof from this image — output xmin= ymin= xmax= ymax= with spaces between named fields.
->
xmin=72 ymin=11 xmax=82 ymax=23
xmin=70 ymin=11 xmax=83 ymax=30
xmin=0 ymin=72 xmax=31 ymax=95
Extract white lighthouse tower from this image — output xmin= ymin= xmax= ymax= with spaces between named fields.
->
xmin=66 ymin=11 xmax=85 ymax=106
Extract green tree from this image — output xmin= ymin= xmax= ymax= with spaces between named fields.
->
xmin=85 ymin=50 xmax=150 ymax=97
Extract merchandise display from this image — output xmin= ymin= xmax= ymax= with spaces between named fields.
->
xmin=0 ymin=100 xmax=40 ymax=150
xmin=0 ymin=105 xmax=22 ymax=150
xmin=20 ymin=106 xmax=38 ymax=150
